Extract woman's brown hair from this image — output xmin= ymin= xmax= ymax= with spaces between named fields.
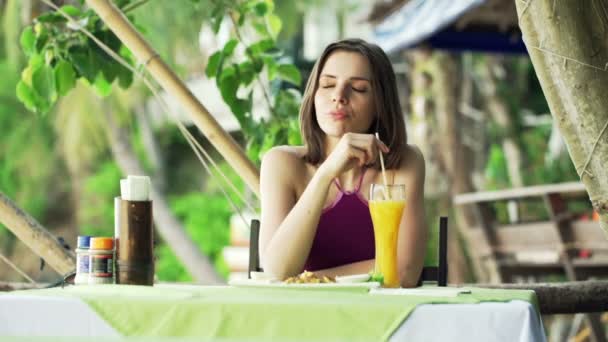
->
xmin=299 ymin=38 xmax=407 ymax=169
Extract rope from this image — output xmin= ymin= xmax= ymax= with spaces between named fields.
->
xmin=0 ymin=252 xmax=36 ymax=284
xmin=578 ymin=117 xmax=608 ymax=180
xmin=40 ymin=0 xmax=255 ymax=227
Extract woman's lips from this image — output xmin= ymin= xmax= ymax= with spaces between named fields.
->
xmin=329 ymin=110 xmax=348 ymax=120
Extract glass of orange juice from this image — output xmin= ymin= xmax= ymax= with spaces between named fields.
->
xmin=369 ymin=184 xmax=405 ymax=288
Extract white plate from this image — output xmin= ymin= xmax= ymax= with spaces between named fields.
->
xmin=229 ymin=278 xmax=381 ymax=290
xmin=249 ymin=272 xmax=278 ymax=281
xmin=335 ymin=274 xmax=371 ymax=283
xmin=369 ymin=287 xmax=471 ymax=297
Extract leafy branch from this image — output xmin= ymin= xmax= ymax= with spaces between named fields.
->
xmin=204 ymin=0 xmax=303 ymax=162
xmin=17 ymin=0 xmax=302 ymax=163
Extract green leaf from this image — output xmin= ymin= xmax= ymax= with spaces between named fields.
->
xmin=253 ymin=2 xmax=269 ymax=16
xmin=223 ymin=39 xmax=239 ymax=58
xmin=118 ymin=68 xmax=133 ymax=89
xmin=277 ymin=64 xmax=301 ymax=86
xmin=247 ymin=39 xmax=275 ymax=57
xmin=267 ymin=14 xmax=282 ymax=40
xmin=93 ymin=73 xmax=112 ymax=97
xmin=36 ymin=12 xmax=66 ymax=24
xmin=252 ymin=22 xmax=269 ymax=36
xmin=205 ymin=51 xmax=223 ymax=78
xmin=370 ymin=272 xmax=384 ymax=284
xmin=69 ymin=46 xmax=98 ymax=83
xmin=263 ymin=56 xmax=278 ymax=80
xmin=210 ymin=5 xmax=224 ymax=34
xmin=220 ymin=65 xmax=237 ymax=81
xmin=34 ymin=28 xmax=49 ymax=53
xmin=32 ymin=64 xmax=56 ymax=103
xmin=238 ymin=61 xmax=255 ymax=85
xmin=16 ymin=79 xmax=51 ymax=114
xmin=54 ymin=60 xmax=76 ymax=96
xmin=20 ymin=27 xmax=36 ymax=56
xmin=16 ymin=80 xmax=37 ymax=112
xmin=238 ymin=13 xmax=246 ymax=26
xmin=60 ymin=5 xmax=81 ymax=17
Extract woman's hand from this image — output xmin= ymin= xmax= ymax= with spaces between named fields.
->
xmin=318 ymin=133 xmax=389 ymax=179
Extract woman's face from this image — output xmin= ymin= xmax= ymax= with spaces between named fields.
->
xmin=314 ymin=51 xmax=375 ymax=138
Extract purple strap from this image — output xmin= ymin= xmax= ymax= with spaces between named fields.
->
xmin=333 ymin=168 xmax=367 ymax=194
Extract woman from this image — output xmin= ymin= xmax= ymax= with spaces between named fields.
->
xmin=259 ymin=38 xmax=428 ymax=287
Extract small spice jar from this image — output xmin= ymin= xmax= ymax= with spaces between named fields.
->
xmin=89 ymin=237 xmax=114 ymax=284
xmin=74 ymin=236 xmax=91 ymax=285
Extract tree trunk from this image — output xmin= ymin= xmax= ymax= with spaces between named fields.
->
xmin=406 ymin=49 xmax=447 ymax=197
xmin=478 ymin=56 xmax=525 ymax=187
xmin=104 ymin=110 xmax=224 ymax=285
xmin=0 ymin=191 xmax=75 ymax=275
xmin=85 ymin=0 xmax=260 ymax=198
xmin=429 ymin=52 xmax=474 ymax=283
xmin=516 ymin=0 xmax=608 ymax=236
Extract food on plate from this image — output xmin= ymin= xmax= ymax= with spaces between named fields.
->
xmin=284 ymin=270 xmax=335 ymax=284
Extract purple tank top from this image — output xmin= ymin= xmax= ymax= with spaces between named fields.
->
xmin=303 ymin=169 xmax=375 ymax=271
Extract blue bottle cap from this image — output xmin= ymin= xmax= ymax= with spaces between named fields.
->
xmin=77 ymin=235 xmax=91 ymax=249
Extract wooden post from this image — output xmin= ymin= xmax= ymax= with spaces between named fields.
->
xmin=85 ymin=0 xmax=260 ymax=197
xmin=0 ymin=191 xmax=75 ymax=275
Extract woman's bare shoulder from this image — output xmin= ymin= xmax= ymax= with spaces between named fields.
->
xmin=262 ymin=146 xmax=306 ymax=172
xmin=261 ymin=146 xmax=308 ymax=167
xmin=260 ymin=146 xmax=311 ymax=195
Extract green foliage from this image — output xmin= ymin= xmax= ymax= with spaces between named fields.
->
xmin=204 ymin=0 xmax=303 ymax=163
xmin=18 ymin=0 xmax=303 ymax=163
xmin=521 ymin=125 xmax=578 ymax=184
xmin=168 ymin=192 xmax=232 ymax=280
xmin=0 ymin=60 xmax=57 ymax=238
xmin=17 ymin=4 xmax=135 ymax=113
xmin=80 ymin=161 xmax=121 ymax=238
xmin=154 ymin=244 xmax=193 ymax=282
xmin=484 ymin=144 xmax=510 ymax=190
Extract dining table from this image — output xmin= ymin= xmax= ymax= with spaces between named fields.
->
xmin=0 ymin=282 xmax=547 ymax=341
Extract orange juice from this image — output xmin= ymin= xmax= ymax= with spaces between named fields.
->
xmin=369 ymin=200 xmax=405 ymax=288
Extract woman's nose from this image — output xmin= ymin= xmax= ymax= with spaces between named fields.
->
xmin=332 ymin=86 xmax=348 ymax=104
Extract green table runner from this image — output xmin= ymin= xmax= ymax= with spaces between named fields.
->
xmin=9 ymin=284 xmax=538 ymax=341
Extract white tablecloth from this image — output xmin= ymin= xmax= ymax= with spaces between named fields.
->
xmin=0 ymin=294 xmax=546 ymax=341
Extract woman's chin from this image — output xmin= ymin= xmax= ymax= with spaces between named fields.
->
xmin=320 ymin=123 xmax=354 ymax=137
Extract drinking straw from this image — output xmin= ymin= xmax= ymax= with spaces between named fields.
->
xmin=375 ymin=132 xmax=391 ymax=200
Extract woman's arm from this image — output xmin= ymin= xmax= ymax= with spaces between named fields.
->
xmin=312 ymin=259 xmax=375 ymax=278
xmin=395 ymin=146 xmax=428 ymax=288
xmin=259 ymin=148 xmax=333 ymax=279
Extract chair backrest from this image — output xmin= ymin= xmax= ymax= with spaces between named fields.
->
xmin=417 ymin=216 xmax=448 ymax=286
xmin=248 ymin=216 xmax=448 ymax=287
xmin=248 ymin=219 xmax=263 ymax=276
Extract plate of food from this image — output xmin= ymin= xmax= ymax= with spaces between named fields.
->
xmin=229 ymin=271 xmax=380 ymax=291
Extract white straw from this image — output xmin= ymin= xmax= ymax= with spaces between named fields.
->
xmin=375 ymin=132 xmax=391 ymax=200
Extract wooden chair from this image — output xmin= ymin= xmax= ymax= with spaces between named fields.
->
xmin=248 ymin=216 xmax=448 ymax=287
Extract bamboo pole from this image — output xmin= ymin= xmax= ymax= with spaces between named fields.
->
xmin=0 ymin=191 xmax=75 ymax=275
xmin=85 ymin=0 xmax=260 ymax=197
